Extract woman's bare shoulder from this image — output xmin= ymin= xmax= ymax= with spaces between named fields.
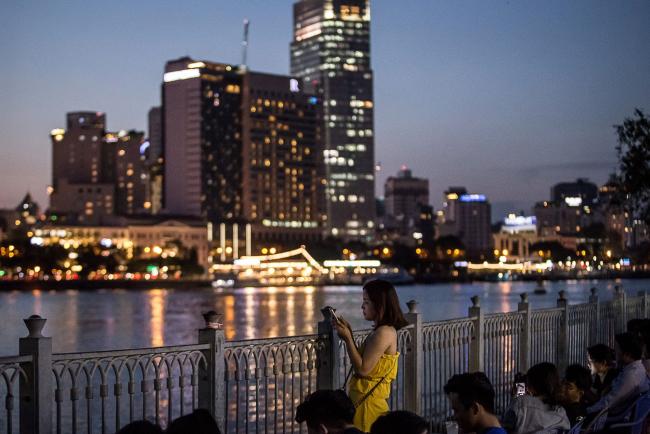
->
xmin=374 ymin=325 xmax=397 ymax=339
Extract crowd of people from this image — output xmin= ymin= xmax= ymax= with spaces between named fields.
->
xmin=114 ymin=281 xmax=650 ymax=433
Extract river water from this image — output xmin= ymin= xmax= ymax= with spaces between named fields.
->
xmin=1 ymin=278 xmax=649 ymax=356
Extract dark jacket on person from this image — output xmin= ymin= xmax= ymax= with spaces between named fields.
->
xmin=592 ymin=367 xmax=619 ymax=398
xmin=563 ymin=401 xmax=586 ymax=426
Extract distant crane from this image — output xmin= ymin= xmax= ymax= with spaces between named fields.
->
xmin=240 ymin=18 xmax=250 ymax=71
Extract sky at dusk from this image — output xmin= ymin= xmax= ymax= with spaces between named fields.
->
xmin=1 ymin=0 xmax=649 ymax=220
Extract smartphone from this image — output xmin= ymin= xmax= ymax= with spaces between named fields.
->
xmin=327 ymin=306 xmax=339 ymax=322
xmin=516 ymin=383 xmax=526 ymax=396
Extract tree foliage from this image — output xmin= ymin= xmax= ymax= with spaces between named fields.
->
xmin=615 ymin=109 xmax=650 ymax=224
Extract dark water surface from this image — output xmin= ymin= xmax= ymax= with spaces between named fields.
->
xmin=1 ymin=278 xmax=649 ymax=355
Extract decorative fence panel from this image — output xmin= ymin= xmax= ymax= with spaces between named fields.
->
xmin=222 ymin=335 xmax=320 ymax=434
xmin=599 ymin=300 xmax=618 ymax=347
xmin=483 ymin=312 xmax=524 ymax=414
xmin=567 ymin=303 xmax=597 ymax=366
xmin=50 ymin=345 xmax=208 ymax=434
xmin=530 ymin=308 xmax=563 ymax=367
xmin=421 ymin=318 xmax=473 ymax=431
xmin=0 ymin=356 xmax=31 ymax=434
xmin=627 ymin=295 xmax=646 ymax=324
xmin=1 ymin=287 xmax=647 ymax=434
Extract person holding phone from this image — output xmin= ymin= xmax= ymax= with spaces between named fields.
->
xmin=332 ymin=279 xmax=408 ymax=432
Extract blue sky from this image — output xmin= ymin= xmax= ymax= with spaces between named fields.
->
xmin=1 ymin=0 xmax=649 ymax=219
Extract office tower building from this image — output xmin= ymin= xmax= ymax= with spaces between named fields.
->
xmin=440 ymin=187 xmax=492 ymax=258
xmin=384 ymin=167 xmax=429 ymax=234
xmin=162 ymin=57 xmax=325 ymax=253
xmin=50 ymin=112 xmax=148 ymax=223
xmin=147 ymin=106 xmax=164 ymax=214
xmin=291 ymin=0 xmax=375 ymax=240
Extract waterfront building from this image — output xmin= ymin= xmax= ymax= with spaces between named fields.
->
xmin=162 ymin=57 xmax=325 ymax=257
xmin=49 ymin=112 xmax=149 ymax=224
xmin=290 ymin=0 xmax=376 ymax=241
xmin=33 ymin=218 xmax=209 ymax=269
xmin=493 ymin=214 xmax=541 ymax=262
xmin=438 ymin=187 xmax=492 ymax=258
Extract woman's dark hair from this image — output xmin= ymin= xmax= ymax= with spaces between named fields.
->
xmin=363 ymin=279 xmax=408 ymax=330
xmin=587 ymin=344 xmax=615 ymax=365
xmin=526 ymin=362 xmax=561 ymax=406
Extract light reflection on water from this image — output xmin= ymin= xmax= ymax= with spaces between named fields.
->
xmin=0 ymin=278 xmax=648 ymax=355
xmin=149 ymin=289 xmax=166 ymax=347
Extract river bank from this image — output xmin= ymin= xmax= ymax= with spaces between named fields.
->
xmin=1 ymin=270 xmax=649 ymax=291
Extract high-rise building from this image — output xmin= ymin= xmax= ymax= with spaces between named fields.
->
xmin=147 ymin=106 xmax=164 ymax=214
xmin=50 ymin=112 xmax=149 ymax=223
xmin=290 ymin=0 xmax=375 ymax=240
xmin=384 ymin=167 xmax=429 ymax=234
xmin=162 ymin=57 xmax=325 ymax=254
xmin=535 ymin=178 xmax=600 ymax=237
xmin=439 ymin=187 xmax=492 ymax=258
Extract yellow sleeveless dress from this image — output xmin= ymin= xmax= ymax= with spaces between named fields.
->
xmin=348 ymin=352 xmax=399 ymax=432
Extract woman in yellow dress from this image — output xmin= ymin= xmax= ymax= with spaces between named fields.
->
xmin=333 ymin=279 xmax=409 ymax=432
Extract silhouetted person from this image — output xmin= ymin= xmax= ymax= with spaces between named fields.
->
xmin=503 ymin=362 xmax=570 ymax=434
xmin=587 ymin=343 xmax=619 ymax=398
xmin=587 ymin=332 xmax=649 ymax=416
xmin=369 ymin=410 xmax=428 ymax=434
xmin=166 ymin=409 xmax=221 ymax=434
xmin=444 ymin=372 xmax=506 ymax=434
xmin=116 ymin=420 xmax=162 ymax=434
xmin=561 ymin=364 xmax=597 ymax=426
xmin=295 ymin=389 xmax=365 ymax=434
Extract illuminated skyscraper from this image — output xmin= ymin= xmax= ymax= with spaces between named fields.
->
xmin=440 ymin=187 xmax=493 ymax=259
xmin=290 ymin=0 xmax=375 ymax=240
xmin=50 ymin=112 xmax=149 ymax=223
xmin=162 ymin=57 xmax=325 ymax=254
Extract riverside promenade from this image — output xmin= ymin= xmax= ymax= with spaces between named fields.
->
xmin=1 ymin=286 xmax=647 ymax=434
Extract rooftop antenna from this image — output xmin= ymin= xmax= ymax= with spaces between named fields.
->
xmin=240 ymin=18 xmax=250 ymax=72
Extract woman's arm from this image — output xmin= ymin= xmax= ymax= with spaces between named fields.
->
xmin=335 ymin=323 xmax=395 ymax=377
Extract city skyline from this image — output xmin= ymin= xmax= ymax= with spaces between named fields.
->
xmin=2 ymin=0 xmax=650 ymax=220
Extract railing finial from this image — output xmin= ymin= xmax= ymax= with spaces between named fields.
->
xmin=24 ymin=314 xmax=47 ymax=338
xmin=406 ymin=300 xmax=418 ymax=313
xmin=558 ymin=290 xmax=566 ymax=301
xmin=202 ymin=310 xmax=223 ymax=329
xmin=471 ymin=295 xmax=480 ymax=308
xmin=520 ymin=293 xmax=528 ymax=303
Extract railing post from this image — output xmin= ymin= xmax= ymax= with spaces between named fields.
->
xmin=589 ymin=287 xmax=600 ymax=345
xmin=638 ymin=291 xmax=648 ymax=319
xmin=615 ymin=286 xmax=627 ymax=333
xmin=317 ymin=306 xmax=342 ymax=390
xmin=556 ymin=291 xmax=569 ymax=375
xmin=198 ymin=311 xmax=225 ymax=432
xmin=468 ymin=296 xmax=484 ymax=373
xmin=404 ymin=300 xmax=423 ymax=415
xmin=518 ymin=293 xmax=531 ymax=373
xmin=19 ymin=315 xmax=52 ymax=434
